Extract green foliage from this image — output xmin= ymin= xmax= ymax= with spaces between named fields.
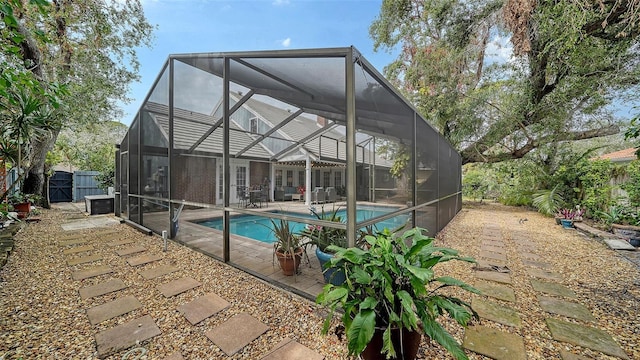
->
xmin=317 ymin=227 xmax=478 ymax=359
xmin=370 ymin=0 xmax=637 ymax=164
xmin=577 ymin=160 xmax=614 ymax=217
xmin=267 ymin=218 xmax=302 ymax=254
xmin=624 ymin=160 xmax=640 ymax=206
xmin=299 ymin=205 xmax=347 ymax=253
xmin=7 ymin=192 xmax=41 ymax=205
xmin=532 ymin=184 xmax=565 ymax=216
xmin=1 ymin=0 xmax=154 ymax=200
xmin=462 ymin=168 xmax=489 ymax=201
xmin=597 ymin=205 xmax=640 ymax=227
xmin=626 ymin=116 xmax=640 ymax=157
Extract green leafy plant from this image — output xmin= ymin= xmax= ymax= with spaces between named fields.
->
xmin=532 ymin=184 xmax=565 ymax=216
xmin=7 ymin=192 xmax=41 ymax=205
xmin=299 ymin=205 xmax=347 ymax=253
xmin=598 ymin=205 xmax=640 ymax=227
xmin=317 ymin=227 xmax=478 ymax=359
xmin=267 ymin=218 xmax=302 ymax=255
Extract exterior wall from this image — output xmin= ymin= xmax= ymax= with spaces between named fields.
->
xmin=250 ymin=161 xmax=270 ymax=189
xmin=172 ymin=156 xmax=217 ymax=205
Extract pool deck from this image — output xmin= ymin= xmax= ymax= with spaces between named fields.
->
xmin=173 ymin=201 xmax=350 ymax=299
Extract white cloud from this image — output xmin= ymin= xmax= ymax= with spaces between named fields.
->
xmin=281 ymin=37 xmax=291 ymax=47
xmin=485 ymin=35 xmax=514 ymax=64
xmin=273 ymin=0 xmax=290 ymax=5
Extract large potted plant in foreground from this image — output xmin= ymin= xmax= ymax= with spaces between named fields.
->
xmin=317 ymin=227 xmax=478 ymax=360
xmin=269 ymin=218 xmax=304 ymax=276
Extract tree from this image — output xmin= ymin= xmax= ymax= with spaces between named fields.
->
xmin=51 ymin=121 xmax=126 ymax=189
xmin=1 ymin=0 xmax=153 ymax=206
xmin=370 ymin=0 xmax=640 ymax=165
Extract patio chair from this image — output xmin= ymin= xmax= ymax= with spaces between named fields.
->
xmin=259 ymin=186 xmax=269 ymax=208
xmin=325 ymin=187 xmax=337 ymax=202
xmin=237 ymin=186 xmax=249 ymax=208
xmin=312 ymin=187 xmax=325 ymax=204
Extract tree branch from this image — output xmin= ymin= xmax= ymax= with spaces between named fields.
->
xmin=461 ymin=124 xmax=620 ymax=164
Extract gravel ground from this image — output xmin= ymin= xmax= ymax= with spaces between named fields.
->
xmin=0 ymin=203 xmax=638 ymax=359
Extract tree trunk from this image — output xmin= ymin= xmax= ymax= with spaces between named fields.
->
xmin=23 ymin=131 xmax=60 ymax=209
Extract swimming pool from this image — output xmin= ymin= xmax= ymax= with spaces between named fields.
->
xmin=195 ymin=206 xmax=410 ymax=243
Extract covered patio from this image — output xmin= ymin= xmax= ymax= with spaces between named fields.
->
xmin=115 ymin=47 xmax=461 ymax=292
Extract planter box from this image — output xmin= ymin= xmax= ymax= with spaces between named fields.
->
xmin=85 ymin=195 xmax=114 ymax=215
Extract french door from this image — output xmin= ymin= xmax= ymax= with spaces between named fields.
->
xmin=217 ymin=159 xmax=249 ymax=204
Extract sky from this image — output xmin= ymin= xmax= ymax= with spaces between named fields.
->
xmin=117 ymin=0 xmax=400 ymax=126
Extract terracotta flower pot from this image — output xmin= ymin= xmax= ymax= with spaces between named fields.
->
xmin=361 ymin=327 xmax=422 ymax=360
xmin=275 ymin=247 xmax=303 ymax=276
xmin=13 ymin=202 xmax=31 ymax=214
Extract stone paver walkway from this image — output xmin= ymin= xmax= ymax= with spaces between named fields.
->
xmin=53 ymin=209 xmax=325 ymax=359
xmin=462 ymin=218 xmax=630 ymax=360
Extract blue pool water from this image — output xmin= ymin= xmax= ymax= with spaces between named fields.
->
xmin=195 ymin=206 xmax=410 ymax=243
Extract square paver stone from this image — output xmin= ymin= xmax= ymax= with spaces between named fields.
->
xmin=523 ymin=259 xmax=553 ymax=270
xmin=158 ymin=277 xmax=201 ymax=297
xmin=475 ymin=270 xmax=512 ymax=285
xmin=127 ymin=254 xmax=163 ymax=267
xmin=63 ymin=245 xmax=94 ymax=255
xmin=559 ymin=349 xmax=593 ymax=360
xmin=463 ymin=325 xmax=526 ymax=360
xmin=58 ymin=233 xmax=86 ymax=241
xmin=474 ymin=259 xmax=509 ymax=270
xmin=479 ymin=250 xmax=507 ymax=262
xmin=116 ymin=246 xmax=147 ymax=256
xmin=472 ymin=299 xmax=521 ymax=328
xmin=87 ymin=295 xmax=142 ymax=325
xmin=177 ymin=293 xmax=229 ymax=325
xmin=474 ymin=280 xmax=516 ymax=302
xmin=260 ymin=338 xmax=324 ymax=360
xmin=67 ymin=254 xmax=102 ymax=266
xmin=205 ymin=313 xmax=269 ymax=356
xmin=107 ymin=239 xmax=135 ymax=247
xmin=604 ymin=239 xmax=636 ymax=250
xmin=527 ymin=268 xmax=563 ymax=281
xmin=79 ymin=278 xmax=127 ymax=299
xmin=139 ymin=265 xmax=179 ymax=280
xmin=519 ymin=252 xmax=542 ymax=261
xmin=71 ymin=265 xmax=113 ymax=280
xmin=95 ymin=315 xmax=161 ymax=358
xmin=546 ymin=318 xmax=629 ymax=359
xmin=481 ymin=245 xmax=506 ymax=254
xmin=531 ymin=280 xmax=576 ymax=298
xmin=537 ymin=296 xmax=596 ymax=323
xmin=59 ymin=238 xmax=87 ymax=246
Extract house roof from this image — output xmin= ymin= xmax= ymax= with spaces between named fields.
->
xmin=142 ymin=97 xmax=393 ymax=167
xmin=594 ymin=148 xmax=638 ymax=162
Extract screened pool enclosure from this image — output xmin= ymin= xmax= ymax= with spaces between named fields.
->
xmin=115 ymin=47 xmax=462 ymax=293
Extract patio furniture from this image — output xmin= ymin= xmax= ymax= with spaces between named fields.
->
xmin=325 ymin=187 xmax=337 ymax=203
xmin=312 ymin=187 xmax=325 ymax=204
xmin=274 ymin=186 xmax=297 ymax=201
xmin=237 ymin=186 xmax=249 ymax=208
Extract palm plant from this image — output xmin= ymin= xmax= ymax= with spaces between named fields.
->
xmin=532 ymin=184 xmax=564 ymax=216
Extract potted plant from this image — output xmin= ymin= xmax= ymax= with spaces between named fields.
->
xmin=317 ymin=227 xmax=478 ymax=360
xmin=556 ymin=206 xmax=585 ymax=229
xmin=299 ymin=206 xmax=348 ymax=285
xmin=269 ymin=217 xmax=304 ymax=276
xmin=7 ymin=192 xmax=41 ymax=218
